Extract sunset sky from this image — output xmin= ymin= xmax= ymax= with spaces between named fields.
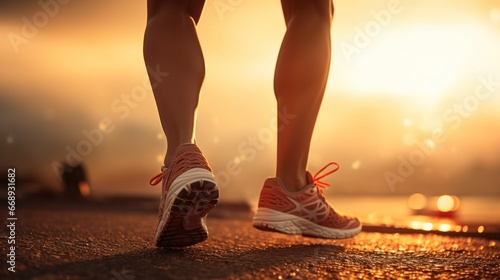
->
xmin=1 ymin=0 xmax=499 ymax=203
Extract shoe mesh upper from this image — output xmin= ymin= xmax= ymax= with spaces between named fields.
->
xmin=161 ymin=144 xmax=212 ymax=192
xmin=257 ymin=175 xmax=360 ymax=230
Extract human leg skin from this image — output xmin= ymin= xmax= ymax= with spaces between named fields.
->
xmin=254 ymin=1 xmax=360 ymax=238
xmin=144 ymin=1 xmax=220 ymax=247
xmin=144 ymin=0 xmax=206 ymax=168
xmin=275 ymin=0 xmax=334 ymax=191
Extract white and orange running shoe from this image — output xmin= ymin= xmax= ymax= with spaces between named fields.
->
xmin=253 ymin=162 xmax=361 ymax=239
xmin=150 ymin=144 xmax=219 ymax=247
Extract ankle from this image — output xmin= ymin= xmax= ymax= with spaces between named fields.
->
xmin=279 ymin=176 xmax=307 ymax=192
xmin=163 ymin=155 xmax=173 ymax=169
xmin=164 ymin=141 xmax=195 ymax=167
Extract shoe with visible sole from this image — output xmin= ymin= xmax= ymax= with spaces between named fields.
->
xmin=253 ymin=162 xmax=361 ymax=239
xmin=150 ymin=144 xmax=219 ymax=247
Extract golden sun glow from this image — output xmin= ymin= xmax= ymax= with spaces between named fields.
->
xmin=336 ymin=22 xmax=497 ymax=109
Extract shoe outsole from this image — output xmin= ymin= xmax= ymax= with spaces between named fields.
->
xmin=156 ymin=180 xmax=219 ymax=247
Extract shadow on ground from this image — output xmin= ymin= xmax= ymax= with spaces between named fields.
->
xmin=13 ymin=244 xmax=344 ymax=279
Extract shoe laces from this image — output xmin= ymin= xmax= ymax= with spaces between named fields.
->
xmin=150 ymin=173 xmax=163 ymax=186
xmin=312 ymin=162 xmax=340 ymax=189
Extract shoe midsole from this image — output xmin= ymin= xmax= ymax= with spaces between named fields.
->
xmin=253 ymin=207 xmax=362 ymax=235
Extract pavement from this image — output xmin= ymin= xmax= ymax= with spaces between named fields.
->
xmin=1 ymin=198 xmax=499 ymax=279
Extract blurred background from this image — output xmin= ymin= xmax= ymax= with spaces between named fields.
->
xmin=1 ymin=1 xmax=499 ymax=224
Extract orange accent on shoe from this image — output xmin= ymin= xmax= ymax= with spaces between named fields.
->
xmin=150 ymin=173 xmax=163 ymax=186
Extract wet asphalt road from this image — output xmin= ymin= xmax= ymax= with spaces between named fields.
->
xmin=1 ymin=205 xmax=499 ymax=279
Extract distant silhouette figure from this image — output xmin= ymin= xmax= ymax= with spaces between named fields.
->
xmin=60 ymin=162 xmax=89 ymax=199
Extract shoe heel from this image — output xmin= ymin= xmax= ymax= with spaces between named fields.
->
xmin=156 ymin=179 xmax=219 ymax=247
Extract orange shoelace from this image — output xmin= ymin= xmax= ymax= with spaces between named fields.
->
xmin=149 ymin=173 xmax=163 ymax=186
xmin=312 ymin=162 xmax=340 ymax=189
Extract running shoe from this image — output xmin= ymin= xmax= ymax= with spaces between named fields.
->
xmin=150 ymin=144 xmax=219 ymax=247
xmin=253 ymin=162 xmax=361 ymax=239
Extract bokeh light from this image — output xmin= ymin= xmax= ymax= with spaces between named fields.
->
xmin=78 ymin=182 xmax=91 ymax=197
xmin=437 ymin=195 xmax=455 ymax=212
xmin=478 ymin=226 xmax=485 ymax=233
xmin=351 ymin=160 xmax=361 ymax=170
xmin=422 ymin=223 xmax=433 ymax=231
xmin=438 ymin=224 xmax=452 ymax=232
xmin=410 ymin=221 xmax=422 ymax=230
xmin=408 ymin=193 xmax=427 ymax=210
